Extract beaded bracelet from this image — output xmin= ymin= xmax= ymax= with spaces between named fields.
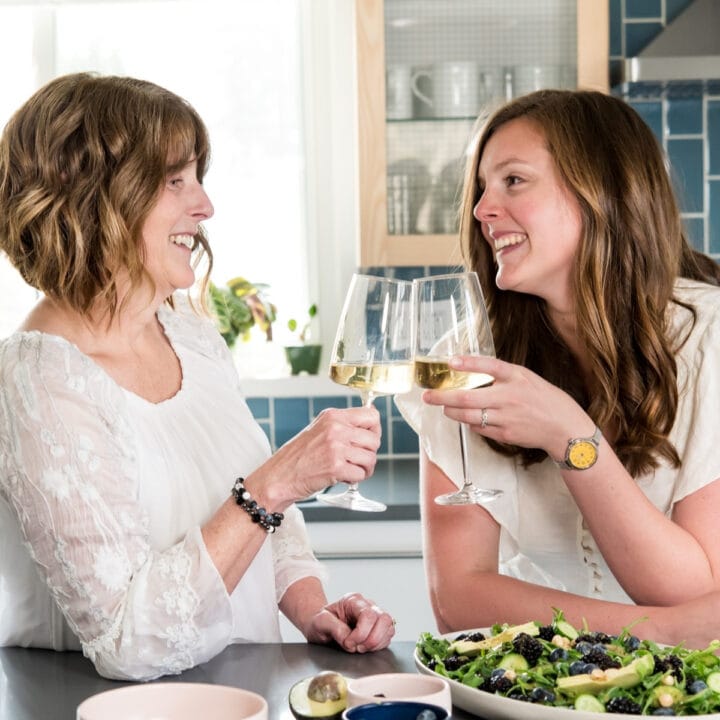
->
xmin=231 ymin=478 xmax=284 ymax=534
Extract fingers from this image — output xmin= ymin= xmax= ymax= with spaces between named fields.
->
xmin=330 ymin=592 xmax=395 ymax=653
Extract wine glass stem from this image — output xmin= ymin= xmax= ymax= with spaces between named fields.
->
xmin=344 ymin=391 xmax=377 ymax=495
xmin=458 ymin=422 xmax=473 ymax=490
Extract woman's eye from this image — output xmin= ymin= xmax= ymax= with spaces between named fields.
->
xmin=505 ymin=175 xmax=522 ymax=187
xmin=168 ymin=177 xmax=183 ymax=188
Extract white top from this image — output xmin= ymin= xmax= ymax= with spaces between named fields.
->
xmin=0 ymin=300 xmax=325 ymax=680
xmin=396 ymin=278 xmax=720 ymax=603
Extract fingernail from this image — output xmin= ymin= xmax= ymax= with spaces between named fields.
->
xmin=356 ymin=644 xmax=366 ymax=653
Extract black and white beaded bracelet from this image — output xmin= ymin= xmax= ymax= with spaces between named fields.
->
xmin=231 ymin=478 xmax=284 ymax=534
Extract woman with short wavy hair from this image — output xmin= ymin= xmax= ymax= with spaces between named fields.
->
xmin=397 ymin=89 xmax=720 ymax=649
xmin=0 ymin=73 xmax=394 ymax=681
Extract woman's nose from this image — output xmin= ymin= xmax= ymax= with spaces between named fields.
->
xmin=473 ymin=192 xmax=498 ymax=223
xmin=192 ymin=185 xmax=214 ymax=221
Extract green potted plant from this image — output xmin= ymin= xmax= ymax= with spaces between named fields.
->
xmin=208 ymin=277 xmax=277 ymax=348
xmin=284 ymin=303 xmax=322 ymax=375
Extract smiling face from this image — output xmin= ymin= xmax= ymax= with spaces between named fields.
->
xmin=473 ymin=117 xmax=583 ymax=313
xmin=140 ymin=159 xmax=214 ymax=300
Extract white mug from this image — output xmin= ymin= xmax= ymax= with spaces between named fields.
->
xmin=512 ymin=64 xmax=562 ymax=96
xmin=411 ymin=61 xmax=480 ymax=119
xmin=385 ymin=65 xmax=414 ymax=120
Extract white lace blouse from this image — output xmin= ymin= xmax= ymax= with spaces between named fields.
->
xmin=395 ymin=279 xmax=720 ymax=603
xmin=0 ymin=301 xmax=325 ymax=680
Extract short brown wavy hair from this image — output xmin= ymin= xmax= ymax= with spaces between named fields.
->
xmin=0 ymin=72 xmax=213 ymax=321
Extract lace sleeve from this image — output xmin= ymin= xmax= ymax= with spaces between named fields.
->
xmin=0 ymin=334 xmax=233 ymax=680
xmin=271 ymin=505 xmax=328 ymax=604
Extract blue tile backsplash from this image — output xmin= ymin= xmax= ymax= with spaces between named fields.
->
xmin=612 ymin=0 xmax=720 ymax=261
xmin=247 ymin=1 xmax=718 ymax=455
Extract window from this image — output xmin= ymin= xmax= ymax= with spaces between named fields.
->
xmin=0 ymin=0 xmax=358 ymax=358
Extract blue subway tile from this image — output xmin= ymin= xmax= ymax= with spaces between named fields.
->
xmin=625 ymin=0 xmax=661 ymax=19
xmin=312 ymin=396 xmax=350 ymax=415
xmin=710 ymin=182 xmax=720 ymax=254
xmin=666 ymin=97 xmax=702 ymax=136
xmin=609 ymin=0 xmax=622 ymax=56
xmin=708 ymin=101 xmax=720 ymax=176
xmin=273 ymin=397 xmax=310 ymax=447
xmin=428 ymin=264 xmax=463 ymax=276
xmin=245 ymin=397 xmax=270 ymax=419
xmin=683 ymin=217 xmax=705 ymax=253
xmin=667 ymin=139 xmax=704 ymax=213
xmin=392 ymin=418 xmax=420 ymax=454
xmin=393 ymin=266 xmax=426 ymax=281
xmin=257 ymin=422 xmax=272 ymax=445
xmin=625 ymin=21 xmax=663 ymax=56
xmin=630 ymin=101 xmax=663 ymax=142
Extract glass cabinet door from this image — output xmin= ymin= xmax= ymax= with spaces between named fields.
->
xmin=356 ymin=0 xmax=608 ymax=267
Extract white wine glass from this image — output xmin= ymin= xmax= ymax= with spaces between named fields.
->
xmin=323 ymin=274 xmax=414 ymax=512
xmin=413 ymin=271 xmax=503 ymax=505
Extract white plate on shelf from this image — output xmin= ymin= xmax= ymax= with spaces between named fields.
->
xmin=414 ymin=628 xmax=720 ymax=720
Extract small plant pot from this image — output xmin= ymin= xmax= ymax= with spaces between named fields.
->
xmin=284 ymin=344 xmax=322 ymax=375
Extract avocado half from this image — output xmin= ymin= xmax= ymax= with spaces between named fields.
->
xmin=289 ymin=671 xmax=348 ymax=720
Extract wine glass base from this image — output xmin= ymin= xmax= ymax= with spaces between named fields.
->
xmin=435 ymin=487 xmax=503 ymax=506
xmin=318 ymin=492 xmax=387 ymax=512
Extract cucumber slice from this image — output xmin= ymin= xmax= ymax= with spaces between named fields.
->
xmin=498 ymin=652 xmax=529 ymax=672
xmin=707 ymin=672 xmax=720 ymax=693
xmin=555 ymin=620 xmax=579 ymax=640
xmin=574 ymin=694 xmax=605 ymax=713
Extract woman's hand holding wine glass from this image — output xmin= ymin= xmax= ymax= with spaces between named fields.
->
xmin=412 ymin=272 xmax=503 ymax=505
xmin=323 ymin=274 xmax=414 ymax=512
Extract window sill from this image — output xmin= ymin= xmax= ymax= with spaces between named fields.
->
xmin=238 ymin=373 xmax=351 ymax=398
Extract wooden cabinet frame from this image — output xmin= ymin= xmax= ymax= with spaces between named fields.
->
xmin=356 ymin=0 xmax=609 ymax=267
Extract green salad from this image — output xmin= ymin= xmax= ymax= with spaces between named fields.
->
xmin=416 ymin=611 xmax=720 ymax=715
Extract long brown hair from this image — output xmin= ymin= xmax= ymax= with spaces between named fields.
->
xmin=0 ymin=72 xmax=214 ymax=322
xmin=460 ymin=89 xmax=720 ymax=476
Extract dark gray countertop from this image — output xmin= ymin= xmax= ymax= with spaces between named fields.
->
xmin=298 ymin=458 xmax=420 ymax=522
xmin=0 ymin=642 xmax=478 ymax=720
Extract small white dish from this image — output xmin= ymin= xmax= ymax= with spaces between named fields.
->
xmin=346 ymin=672 xmax=451 ymax=714
xmin=76 ymin=682 xmax=268 ymax=720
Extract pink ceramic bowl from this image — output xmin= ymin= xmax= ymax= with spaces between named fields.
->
xmin=346 ymin=673 xmax=451 ymax=714
xmin=76 ymin=682 xmax=268 ymax=720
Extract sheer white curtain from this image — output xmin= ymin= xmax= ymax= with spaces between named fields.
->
xmin=0 ymin=0 xmax=349 ymax=344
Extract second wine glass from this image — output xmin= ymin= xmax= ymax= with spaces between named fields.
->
xmin=323 ymin=274 xmax=414 ymax=511
xmin=413 ymin=271 xmax=503 ymax=505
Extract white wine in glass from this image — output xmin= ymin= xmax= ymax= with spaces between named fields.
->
xmin=323 ymin=274 xmax=414 ymax=511
xmin=413 ymin=271 xmax=503 ymax=505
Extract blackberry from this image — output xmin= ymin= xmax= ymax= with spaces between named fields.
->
xmin=538 ymin=625 xmax=555 ymax=641
xmin=512 ymin=632 xmax=543 ymax=666
xmin=654 ymin=654 xmax=683 ymax=678
xmin=581 ymin=647 xmax=621 ymax=671
xmin=454 ymin=631 xmax=485 ymax=642
xmin=443 ymin=655 xmax=469 ymax=671
xmin=606 ymin=697 xmax=642 ymax=714
xmin=488 ymin=673 xmax=513 ymax=694
xmin=576 ymin=631 xmax=613 ymax=645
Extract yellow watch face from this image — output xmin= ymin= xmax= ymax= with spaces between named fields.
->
xmin=567 ymin=440 xmax=598 ymax=470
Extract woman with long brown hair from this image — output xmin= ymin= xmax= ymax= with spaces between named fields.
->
xmin=398 ymin=89 xmax=720 ymax=647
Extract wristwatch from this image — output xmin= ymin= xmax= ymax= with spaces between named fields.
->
xmin=554 ymin=426 xmax=602 ymax=471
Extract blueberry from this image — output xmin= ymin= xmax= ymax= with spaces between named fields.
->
xmin=549 ymin=648 xmax=568 ymax=662
xmin=530 ymin=687 xmax=556 ymax=704
xmin=687 ymin=680 xmax=708 ymax=694
xmin=490 ymin=668 xmax=507 ymax=678
xmin=624 ymin=635 xmax=641 ymax=651
xmin=575 ymin=641 xmax=593 ymax=655
xmin=569 ymin=661 xmax=587 ymax=675
xmin=582 ymin=663 xmax=599 ymax=674
xmin=651 ymin=709 xmax=676 ymax=716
